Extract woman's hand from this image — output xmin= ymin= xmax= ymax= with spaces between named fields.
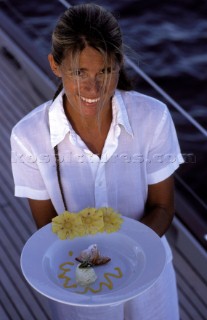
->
xmin=141 ymin=175 xmax=174 ymax=237
xmin=28 ymin=199 xmax=58 ymax=229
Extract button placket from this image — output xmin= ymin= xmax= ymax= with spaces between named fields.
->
xmin=94 ymin=162 xmax=108 ymax=207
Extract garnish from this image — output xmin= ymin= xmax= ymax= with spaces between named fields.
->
xmin=78 ymin=208 xmax=104 ymax=235
xmin=100 ymin=207 xmax=123 ymax=233
xmin=52 ymin=211 xmax=85 ymax=240
xmin=75 ymin=244 xmax=111 ymax=266
xmin=52 ymin=207 xmax=123 ymax=240
xmin=79 ymin=261 xmax=93 ymax=268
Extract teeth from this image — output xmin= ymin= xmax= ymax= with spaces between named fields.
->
xmin=81 ymin=96 xmax=100 ymax=103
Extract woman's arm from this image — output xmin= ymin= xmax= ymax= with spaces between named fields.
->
xmin=28 ymin=199 xmax=58 ymax=229
xmin=140 ymin=175 xmax=174 ymax=237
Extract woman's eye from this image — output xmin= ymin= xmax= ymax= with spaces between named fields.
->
xmin=66 ymin=69 xmax=85 ymax=78
xmin=107 ymin=67 xmax=113 ymax=74
xmin=74 ymin=70 xmax=84 ymax=76
xmin=100 ymin=67 xmax=112 ymax=74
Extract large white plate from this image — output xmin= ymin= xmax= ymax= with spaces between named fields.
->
xmin=20 ymin=217 xmax=166 ymax=307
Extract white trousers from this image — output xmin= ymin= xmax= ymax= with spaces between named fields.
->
xmin=49 ymin=237 xmax=179 ymax=320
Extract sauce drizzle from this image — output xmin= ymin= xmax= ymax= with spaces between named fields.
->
xmin=76 ymin=267 xmax=123 ymax=294
xmin=58 ymin=251 xmax=123 ymax=293
xmin=58 ymin=260 xmax=77 ymax=288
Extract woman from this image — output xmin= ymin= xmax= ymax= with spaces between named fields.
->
xmin=11 ymin=3 xmax=183 ymax=319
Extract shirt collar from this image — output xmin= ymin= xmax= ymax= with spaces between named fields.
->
xmin=112 ymin=90 xmax=134 ymax=137
xmin=49 ymin=89 xmax=133 ymax=148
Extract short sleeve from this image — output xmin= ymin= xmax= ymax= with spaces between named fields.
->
xmin=147 ymin=106 xmax=184 ymax=184
xmin=11 ymin=130 xmax=50 ymax=200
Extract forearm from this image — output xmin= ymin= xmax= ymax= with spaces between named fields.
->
xmin=28 ymin=198 xmax=58 ymax=229
xmin=140 ymin=205 xmax=174 ymax=237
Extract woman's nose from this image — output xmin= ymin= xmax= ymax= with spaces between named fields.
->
xmin=84 ymin=76 xmax=101 ymax=92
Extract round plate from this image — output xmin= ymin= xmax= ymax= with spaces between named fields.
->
xmin=20 ymin=217 xmax=166 ymax=306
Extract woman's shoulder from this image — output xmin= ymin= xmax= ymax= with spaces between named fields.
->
xmin=120 ymin=90 xmax=167 ymax=113
xmin=12 ymin=100 xmax=52 ymax=136
xmin=117 ymin=90 xmax=170 ymax=130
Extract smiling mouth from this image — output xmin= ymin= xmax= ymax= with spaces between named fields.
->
xmin=80 ymin=96 xmax=100 ymax=104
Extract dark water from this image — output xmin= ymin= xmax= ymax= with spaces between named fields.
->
xmin=2 ymin=0 xmax=207 ymax=113
xmin=2 ymin=0 xmax=207 ymax=109
xmin=1 ymin=0 xmax=207 ymax=222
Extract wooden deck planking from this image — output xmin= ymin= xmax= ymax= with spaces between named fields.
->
xmin=0 ymin=284 xmax=23 ymax=320
xmin=173 ymin=264 xmax=207 ymax=320
xmin=172 ymin=248 xmax=207 ymax=306
xmin=167 ymin=225 xmax=207 ymax=320
xmin=0 ymin=25 xmax=207 ymax=320
xmin=0 ymin=38 xmax=53 ymax=320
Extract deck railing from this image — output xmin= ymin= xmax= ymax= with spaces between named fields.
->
xmin=125 ymin=57 xmax=207 ymax=137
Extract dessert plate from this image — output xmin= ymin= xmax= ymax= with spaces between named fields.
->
xmin=21 ymin=217 xmax=166 ymax=306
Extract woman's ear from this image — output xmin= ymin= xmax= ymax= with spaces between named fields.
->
xmin=48 ymin=54 xmax=62 ymax=77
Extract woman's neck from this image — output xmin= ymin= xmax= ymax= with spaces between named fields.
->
xmin=63 ymin=96 xmax=112 ymax=155
xmin=63 ymin=95 xmax=112 ymax=133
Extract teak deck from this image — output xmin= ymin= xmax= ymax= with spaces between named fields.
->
xmin=0 ymin=27 xmax=206 ymax=320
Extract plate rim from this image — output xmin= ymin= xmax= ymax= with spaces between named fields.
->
xmin=20 ymin=217 xmax=166 ymax=306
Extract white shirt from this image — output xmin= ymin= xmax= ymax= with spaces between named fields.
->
xmin=11 ymin=89 xmax=183 ymax=319
xmin=11 ymin=89 xmax=184 ymax=219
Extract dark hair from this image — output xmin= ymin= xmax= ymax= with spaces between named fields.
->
xmin=51 ymin=3 xmax=133 ymax=93
xmin=52 ymin=4 xmax=134 ymax=210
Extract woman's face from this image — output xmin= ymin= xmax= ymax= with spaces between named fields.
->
xmin=49 ymin=46 xmax=120 ymax=118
